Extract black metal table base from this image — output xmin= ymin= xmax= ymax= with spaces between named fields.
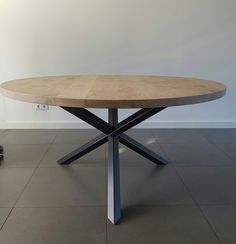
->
xmin=58 ymin=107 xmax=168 ymax=224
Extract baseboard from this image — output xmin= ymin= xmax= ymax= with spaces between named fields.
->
xmin=0 ymin=120 xmax=236 ymax=129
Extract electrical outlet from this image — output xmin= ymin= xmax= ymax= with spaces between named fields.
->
xmin=36 ymin=104 xmax=49 ymax=111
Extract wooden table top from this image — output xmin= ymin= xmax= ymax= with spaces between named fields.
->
xmin=0 ymin=75 xmax=226 ymax=108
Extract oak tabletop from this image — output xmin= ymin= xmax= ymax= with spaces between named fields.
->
xmin=0 ymin=75 xmax=226 ymax=108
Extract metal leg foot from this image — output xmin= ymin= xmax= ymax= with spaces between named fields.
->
xmin=58 ymin=134 xmax=108 ymax=165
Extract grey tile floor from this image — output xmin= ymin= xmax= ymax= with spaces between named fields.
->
xmin=0 ymin=128 xmax=235 ymax=244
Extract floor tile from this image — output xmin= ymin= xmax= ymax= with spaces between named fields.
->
xmin=0 ymin=208 xmax=11 ymax=229
xmin=107 ymin=205 xmax=220 ymax=244
xmin=202 ymin=205 xmax=236 ymax=244
xmin=39 ymin=144 xmax=105 ymax=167
xmin=160 ymin=143 xmax=235 ymax=166
xmin=16 ymin=166 xmax=106 ymax=207
xmin=149 ymin=129 xmax=209 ymax=144
xmin=213 ymin=143 xmax=236 ymax=162
xmin=53 ymin=129 xmax=100 ymax=145
xmin=176 ymin=166 xmax=236 ymax=204
xmin=0 ymin=128 xmax=235 ymax=243
xmin=0 ymin=207 xmax=106 ymax=244
xmin=120 ymin=165 xmax=194 ymax=206
xmin=0 ymin=144 xmax=49 ymax=168
xmin=0 ymin=168 xmax=34 ymax=207
xmin=0 ymin=130 xmax=57 ymax=144
xmin=197 ymin=129 xmax=236 ymax=143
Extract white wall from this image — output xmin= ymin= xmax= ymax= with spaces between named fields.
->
xmin=0 ymin=0 xmax=235 ymax=128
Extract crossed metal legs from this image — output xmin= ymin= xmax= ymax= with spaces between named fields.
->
xmin=58 ymin=107 xmax=168 ymax=224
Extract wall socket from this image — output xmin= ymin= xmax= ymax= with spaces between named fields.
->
xmin=36 ymin=104 xmax=49 ymax=111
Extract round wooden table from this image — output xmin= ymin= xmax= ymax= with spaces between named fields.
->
xmin=0 ymin=75 xmax=226 ymax=224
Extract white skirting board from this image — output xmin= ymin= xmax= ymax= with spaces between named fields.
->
xmin=0 ymin=120 xmax=236 ymax=129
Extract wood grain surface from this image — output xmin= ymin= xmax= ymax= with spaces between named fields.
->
xmin=0 ymin=75 xmax=226 ymax=108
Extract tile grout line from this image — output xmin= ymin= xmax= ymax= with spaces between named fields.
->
xmin=0 ymin=132 xmax=59 ymax=230
xmin=0 ymin=132 xmax=56 ymax=231
xmin=11 ymin=145 xmax=52 ymax=207
xmin=157 ymin=129 xmax=222 ymax=244
xmin=195 ymin=204 xmax=223 ymax=244
xmin=157 ymin=132 xmax=236 ymax=168
xmin=156 ymin=141 xmax=175 ymax=168
xmin=0 ymin=208 xmax=14 ymax=232
xmin=6 ymin=203 xmax=209 ymax=208
xmin=172 ymin=164 xmax=223 ymax=244
xmin=38 ymin=129 xmax=108 ymax=238
xmin=197 ymin=130 xmax=236 ymax=164
xmin=35 ymin=130 xmax=58 ymax=168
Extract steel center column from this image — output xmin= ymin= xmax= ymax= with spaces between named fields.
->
xmin=107 ymin=109 xmax=121 ymax=224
